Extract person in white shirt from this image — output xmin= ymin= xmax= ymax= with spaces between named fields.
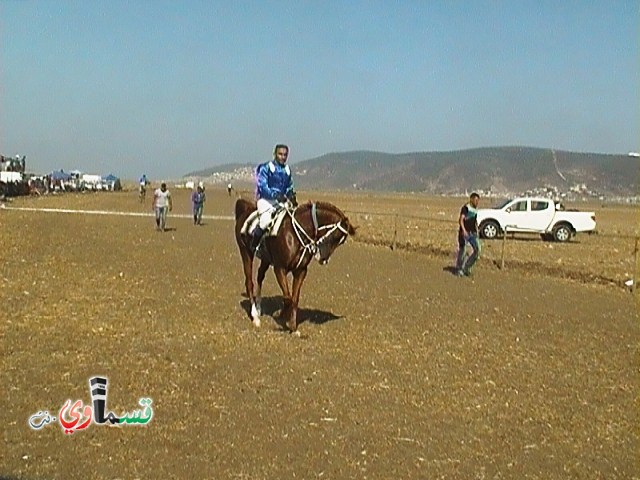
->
xmin=153 ymin=182 xmax=173 ymax=231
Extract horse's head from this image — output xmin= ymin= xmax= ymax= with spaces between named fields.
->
xmin=311 ymin=202 xmax=357 ymax=265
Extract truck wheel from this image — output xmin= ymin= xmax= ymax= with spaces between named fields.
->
xmin=480 ymin=220 xmax=500 ymax=240
xmin=553 ymin=224 xmax=572 ymax=242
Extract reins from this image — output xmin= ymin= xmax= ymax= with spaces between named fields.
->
xmin=285 ymin=203 xmax=349 ymax=269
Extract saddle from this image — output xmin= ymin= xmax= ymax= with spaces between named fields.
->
xmin=240 ymin=205 xmax=291 ymax=237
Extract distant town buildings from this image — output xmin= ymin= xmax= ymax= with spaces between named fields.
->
xmin=181 ymin=166 xmax=254 ymax=187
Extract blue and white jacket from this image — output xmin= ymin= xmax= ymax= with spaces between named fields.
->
xmin=255 ymin=161 xmax=294 ymax=201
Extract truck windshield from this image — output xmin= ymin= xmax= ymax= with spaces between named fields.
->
xmin=494 ymin=199 xmax=513 ymax=209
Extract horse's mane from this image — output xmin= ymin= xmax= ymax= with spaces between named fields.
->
xmin=304 ymin=200 xmax=356 ymax=235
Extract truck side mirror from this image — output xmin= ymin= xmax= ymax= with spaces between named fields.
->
xmin=505 ymin=207 xmax=511 ymax=213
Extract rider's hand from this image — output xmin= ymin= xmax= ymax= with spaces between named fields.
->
xmin=289 ymin=192 xmax=298 ymax=207
xmin=276 ymin=194 xmax=287 ymax=203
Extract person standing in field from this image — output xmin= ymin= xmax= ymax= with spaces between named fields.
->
xmin=191 ymin=184 xmax=206 ymax=225
xmin=153 ymin=182 xmax=173 ymax=232
xmin=455 ymin=192 xmax=481 ymax=277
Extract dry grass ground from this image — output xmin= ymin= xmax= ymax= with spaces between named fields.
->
xmin=1 ymin=188 xmax=638 ymax=480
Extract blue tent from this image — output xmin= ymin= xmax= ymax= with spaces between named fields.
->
xmin=101 ymin=173 xmax=122 ymax=191
xmin=102 ymin=173 xmax=119 ymax=182
xmin=50 ymin=170 xmax=72 ymax=181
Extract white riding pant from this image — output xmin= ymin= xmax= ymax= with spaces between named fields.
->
xmin=256 ymin=198 xmax=278 ymax=230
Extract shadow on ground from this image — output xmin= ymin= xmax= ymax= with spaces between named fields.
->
xmin=442 ymin=266 xmax=459 ymax=276
xmin=240 ymin=296 xmax=343 ymax=328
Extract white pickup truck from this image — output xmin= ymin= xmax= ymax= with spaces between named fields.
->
xmin=476 ymin=197 xmax=596 ymax=242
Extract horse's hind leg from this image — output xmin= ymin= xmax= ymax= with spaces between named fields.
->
xmin=254 ymin=259 xmax=270 ymax=319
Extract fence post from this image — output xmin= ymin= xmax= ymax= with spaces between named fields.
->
xmin=391 ymin=214 xmax=398 ymax=251
xmin=633 ymin=236 xmax=639 ymax=294
xmin=500 ymin=228 xmax=506 ymax=269
xmin=500 ymin=225 xmax=516 ymax=270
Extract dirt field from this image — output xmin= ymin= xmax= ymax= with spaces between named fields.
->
xmin=1 ymin=188 xmax=638 ymax=479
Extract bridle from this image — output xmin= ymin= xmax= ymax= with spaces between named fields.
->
xmin=285 ymin=203 xmax=350 ymax=268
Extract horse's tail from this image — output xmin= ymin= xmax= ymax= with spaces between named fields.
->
xmin=235 ymin=198 xmax=256 ymax=221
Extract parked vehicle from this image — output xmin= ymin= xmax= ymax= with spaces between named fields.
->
xmin=476 ymin=197 xmax=596 ymax=242
xmin=0 ymin=155 xmax=28 ymax=197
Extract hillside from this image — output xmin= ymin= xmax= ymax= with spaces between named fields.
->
xmin=185 ymin=147 xmax=639 ymax=196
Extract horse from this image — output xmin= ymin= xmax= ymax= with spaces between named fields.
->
xmin=234 ymin=198 xmax=356 ymax=333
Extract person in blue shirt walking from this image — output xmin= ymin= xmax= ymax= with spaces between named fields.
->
xmin=250 ymin=144 xmax=297 ymax=252
xmin=191 ymin=184 xmax=206 ymax=225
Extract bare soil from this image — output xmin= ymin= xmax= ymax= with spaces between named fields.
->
xmin=1 ymin=188 xmax=638 ymax=479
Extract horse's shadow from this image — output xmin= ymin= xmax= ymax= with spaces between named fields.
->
xmin=240 ymin=295 xmax=343 ymax=328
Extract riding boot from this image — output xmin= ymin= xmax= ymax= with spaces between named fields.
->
xmin=250 ymin=227 xmax=264 ymax=253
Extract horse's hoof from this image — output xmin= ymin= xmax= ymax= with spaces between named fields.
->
xmin=291 ymin=330 xmax=301 ymax=337
xmin=252 ymin=318 xmax=261 ymax=327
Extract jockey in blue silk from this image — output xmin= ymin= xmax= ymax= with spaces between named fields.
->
xmin=251 ymin=144 xmax=297 ymax=252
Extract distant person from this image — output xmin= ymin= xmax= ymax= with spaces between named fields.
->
xmin=227 ymin=183 xmax=233 ymax=196
xmin=455 ymin=192 xmax=481 ymax=277
xmin=139 ymin=174 xmax=149 ymax=201
xmin=153 ymin=182 xmax=173 ymax=232
xmin=250 ymin=144 xmax=297 ymax=253
xmin=191 ymin=185 xmax=206 ymax=225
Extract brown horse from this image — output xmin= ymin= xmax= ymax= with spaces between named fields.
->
xmin=235 ymin=198 xmax=356 ymax=333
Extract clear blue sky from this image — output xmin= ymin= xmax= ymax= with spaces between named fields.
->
xmin=1 ymin=0 xmax=638 ymax=179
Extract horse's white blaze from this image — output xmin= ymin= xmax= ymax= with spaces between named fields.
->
xmin=252 ymin=317 xmax=261 ymax=327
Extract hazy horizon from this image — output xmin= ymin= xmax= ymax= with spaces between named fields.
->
xmin=2 ymin=1 xmax=638 ymax=180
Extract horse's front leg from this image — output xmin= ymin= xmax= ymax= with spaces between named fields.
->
xmin=287 ymin=268 xmax=308 ymax=334
xmin=252 ymin=259 xmax=270 ymax=326
xmin=273 ymin=267 xmax=293 ymax=331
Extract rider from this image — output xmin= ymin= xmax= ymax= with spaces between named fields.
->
xmin=250 ymin=144 xmax=297 ymax=252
